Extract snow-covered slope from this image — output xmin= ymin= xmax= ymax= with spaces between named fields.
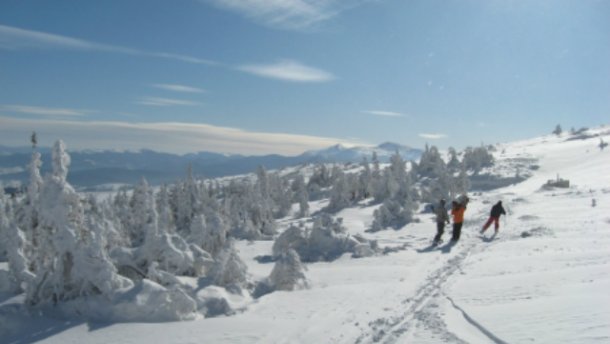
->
xmin=1 ymin=127 xmax=609 ymax=343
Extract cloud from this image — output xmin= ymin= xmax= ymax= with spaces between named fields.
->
xmin=0 ymin=116 xmax=358 ymax=155
xmin=1 ymin=104 xmax=91 ymax=117
xmin=202 ymin=0 xmax=348 ymax=30
xmin=136 ymin=97 xmax=201 ymax=107
xmin=238 ymin=60 xmax=334 ymax=82
xmin=152 ymin=84 xmax=206 ymax=93
xmin=363 ymin=110 xmax=406 ymax=118
xmin=419 ymin=133 xmax=447 ymax=140
xmin=0 ymin=24 xmax=216 ymax=65
xmin=0 ymin=25 xmax=334 ymax=83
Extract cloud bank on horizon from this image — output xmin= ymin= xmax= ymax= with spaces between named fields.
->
xmin=0 ymin=116 xmax=362 ymax=155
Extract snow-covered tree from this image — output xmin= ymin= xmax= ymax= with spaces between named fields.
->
xmin=173 ymin=165 xmax=201 ymax=234
xmin=446 ymin=147 xmax=461 ymax=172
xmin=128 ymin=178 xmax=152 ymax=247
xmin=291 ymin=174 xmax=309 ymax=218
xmin=4 ymin=220 xmax=35 ymax=292
xmin=454 ymin=166 xmax=471 ymax=197
xmin=369 ymin=151 xmax=417 ymax=231
xmin=268 ymin=249 xmax=308 ymax=291
xmin=27 ymin=140 xmax=131 ymax=305
xmin=156 ymin=184 xmax=176 ymax=234
xmin=189 ymin=213 xmax=227 ymax=258
xmin=326 ymin=167 xmax=351 ymax=212
xmin=358 ymin=156 xmax=373 ymax=200
xmin=552 ymin=124 xmax=562 ymax=136
xmin=138 ymin=188 xmax=196 ymax=276
xmin=224 ymin=179 xmax=276 ymax=240
xmin=209 ymin=240 xmax=248 ymax=288
xmin=462 ymin=145 xmax=494 ymax=173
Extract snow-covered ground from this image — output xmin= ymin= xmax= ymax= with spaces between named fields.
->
xmin=1 ymin=128 xmax=609 ymax=343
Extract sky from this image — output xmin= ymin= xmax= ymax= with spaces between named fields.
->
xmin=0 ymin=0 xmax=608 ymax=155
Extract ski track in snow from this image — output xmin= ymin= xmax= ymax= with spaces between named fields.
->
xmin=445 ymin=295 xmax=508 ymax=344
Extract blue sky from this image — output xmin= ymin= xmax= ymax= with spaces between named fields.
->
xmin=1 ymin=0 xmax=608 ymax=155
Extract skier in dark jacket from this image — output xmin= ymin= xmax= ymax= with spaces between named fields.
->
xmin=481 ymin=201 xmax=506 ymax=234
xmin=432 ymin=199 xmax=450 ymax=244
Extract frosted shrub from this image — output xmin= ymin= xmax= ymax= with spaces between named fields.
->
xmin=370 ymin=199 xmax=414 ymax=231
xmin=274 ymin=214 xmax=375 ymax=263
xmin=108 ymin=279 xmax=197 ymax=322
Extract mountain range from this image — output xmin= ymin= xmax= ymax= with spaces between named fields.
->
xmin=0 ymin=142 xmax=422 ymax=189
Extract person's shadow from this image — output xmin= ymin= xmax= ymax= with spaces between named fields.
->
xmin=481 ymin=232 xmax=498 ymax=243
xmin=440 ymin=240 xmax=457 ymax=254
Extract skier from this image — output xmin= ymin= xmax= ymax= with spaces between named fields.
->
xmin=481 ymin=201 xmax=506 ymax=234
xmin=451 ymin=196 xmax=468 ymax=242
xmin=432 ymin=199 xmax=450 ymax=245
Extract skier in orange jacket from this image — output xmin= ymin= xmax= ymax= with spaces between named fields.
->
xmin=451 ymin=197 xmax=468 ymax=242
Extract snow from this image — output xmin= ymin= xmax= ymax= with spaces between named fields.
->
xmin=1 ymin=127 xmax=610 ymax=343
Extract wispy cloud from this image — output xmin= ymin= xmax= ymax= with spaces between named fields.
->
xmin=1 ymin=104 xmax=91 ymax=117
xmin=0 ymin=24 xmax=216 ymax=65
xmin=152 ymin=84 xmax=206 ymax=93
xmin=419 ymin=133 xmax=447 ymax=140
xmin=201 ymin=0 xmax=367 ymax=30
xmin=136 ymin=97 xmax=202 ymax=107
xmin=200 ymin=0 xmax=374 ymax=30
xmin=0 ymin=116 xmax=358 ymax=155
xmin=364 ymin=110 xmax=406 ymax=118
xmin=0 ymin=25 xmax=337 ymax=83
xmin=238 ymin=60 xmax=334 ymax=83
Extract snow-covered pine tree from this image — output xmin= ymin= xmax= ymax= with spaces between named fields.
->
xmin=291 ymin=174 xmax=309 ymax=218
xmin=156 ymin=184 xmax=176 ymax=234
xmin=370 ymin=152 xmax=417 ymax=231
xmin=453 ymin=166 xmax=471 ymax=197
xmin=446 ymin=147 xmax=461 ymax=173
xmin=326 ymin=166 xmax=351 ymax=212
xmin=358 ymin=156 xmax=373 ymax=200
xmin=462 ymin=145 xmax=494 ymax=174
xmin=128 ymin=178 xmax=152 ymax=247
xmin=27 ymin=140 xmax=131 ymax=305
xmin=268 ymin=249 xmax=308 ymax=291
xmin=273 ymin=175 xmax=293 ymax=218
xmin=174 ymin=164 xmax=201 ymax=235
xmin=15 ymin=144 xmax=44 ymax=271
xmin=189 ymin=213 xmax=227 ymax=258
xmin=209 ymin=240 xmax=248 ymax=289
xmin=139 ymin=187 xmax=195 ymax=276
xmin=4 ymin=219 xmax=35 ymax=292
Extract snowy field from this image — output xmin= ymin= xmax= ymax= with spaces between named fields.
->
xmin=1 ymin=127 xmax=609 ymax=343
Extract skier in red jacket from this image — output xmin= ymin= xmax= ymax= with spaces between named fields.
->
xmin=481 ymin=201 xmax=506 ymax=234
